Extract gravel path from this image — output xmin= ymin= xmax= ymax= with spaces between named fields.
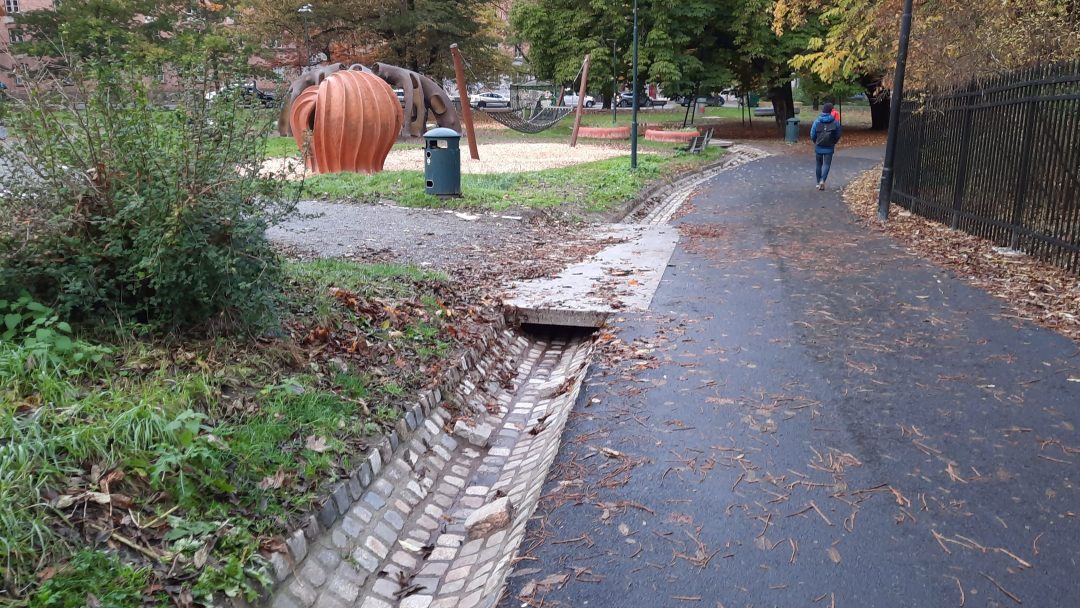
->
xmin=268 ymin=200 xmax=624 ymax=288
xmin=262 ymin=142 xmax=630 ymax=178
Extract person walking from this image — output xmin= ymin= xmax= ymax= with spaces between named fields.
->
xmin=809 ymin=102 xmax=841 ymax=190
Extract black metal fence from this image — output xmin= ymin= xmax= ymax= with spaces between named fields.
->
xmin=892 ymin=62 xmax=1080 ymax=272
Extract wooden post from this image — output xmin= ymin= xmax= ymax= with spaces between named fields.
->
xmin=450 ymin=44 xmax=480 ymax=161
xmin=569 ymin=54 xmax=592 ymax=147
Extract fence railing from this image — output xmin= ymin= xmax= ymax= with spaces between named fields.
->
xmin=892 ymin=61 xmax=1080 ymax=272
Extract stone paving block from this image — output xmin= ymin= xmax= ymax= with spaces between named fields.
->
xmin=286 ymin=579 xmax=318 ymax=607
xmin=360 ymin=597 xmax=392 ymax=608
xmin=444 ymin=565 xmax=470 ymax=583
xmin=400 ymin=595 xmax=434 ymax=608
xmin=332 ymin=483 xmax=350 ymax=514
xmin=457 ymin=589 xmax=484 ymax=608
xmin=271 ymin=592 xmax=302 ymax=608
xmin=317 ymin=500 xmax=338 ymax=529
xmin=299 ymin=560 xmax=328 ymax=588
xmin=312 ymin=593 xmax=347 ymax=608
xmin=325 ymin=574 xmax=360 ymax=603
xmin=363 ymin=491 xmax=387 ymax=510
xmin=369 ymin=449 xmax=383 ymax=476
xmin=287 ymin=530 xmax=308 ymax=563
xmin=459 ymin=539 xmax=483 ymax=557
xmin=269 ymin=551 xmax=293 ymax=582
xmin=371 ymin=577 xmax=399 ymax=599
xmin=429 ymin=546 xmax=456 ymax=561
xmin=389 ymin=428 xmax=401 ymax=450
xmin=314 ymin=547 xmax=341 ymax=570
xmin=384 ymin=509 xmax=405 ymax=531
xmin=358 ymin=461 xmax=374 ymax=487
xmin=412 ymin=576 xmax=441 ymax=594
xmin=351 ymin=547 xmax=380 ymax=573
xmin=373 ymin=521 xmax=397 ymax=545
xmin=390 ymin=550 xmax=418 ymax=570
xmin=348 ymin=474 xmax=363 ymax=501
xmin=329 ymin=529 xmax=348 ymax=550
xmin=349 ymin=503 xmax=373 ymax=523
xmin=340 ymin=515 xmax=364 ymax=539
xmin=364 ymin=535 xmax=389 ymax=560
xmin=418 ymin=561 xmax=449 ymax=577
xmin=436 ymin=533 xmax=463 ymax=547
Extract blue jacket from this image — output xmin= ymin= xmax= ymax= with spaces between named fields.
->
xmin=809 ymin=113 xmax=841 ymax=154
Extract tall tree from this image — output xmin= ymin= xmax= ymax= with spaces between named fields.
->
xmin=774 ymin=0 xmax=1080 ymax=128
xmin=12 ymin=0 xmax=248 ymax=76
xmin=511 ymin=0 xmax=737 ymax=104
xmin=240 ymin=0 xmax=507 ymax=81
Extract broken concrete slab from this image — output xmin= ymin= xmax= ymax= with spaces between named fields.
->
xmin=502 ymin=224 xmax=678 ymax=328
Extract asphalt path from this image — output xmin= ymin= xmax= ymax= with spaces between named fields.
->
xmin=503 ymin=146 xmax=1080 ymax=608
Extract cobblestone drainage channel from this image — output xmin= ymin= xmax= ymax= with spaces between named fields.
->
xmin=252 ymin=145 xmax=770 ymax=608
xmin=259 ymin=326 xmax=595 ymax=608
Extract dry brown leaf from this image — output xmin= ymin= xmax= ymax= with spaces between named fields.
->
xmin=305 ymin=435 xmax=329 ymax=453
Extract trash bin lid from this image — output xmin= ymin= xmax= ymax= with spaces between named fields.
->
xmin=787 ymin=117 xmax=800 ymax=123
xmin=423 ymin=127 xmax=461 ymax=139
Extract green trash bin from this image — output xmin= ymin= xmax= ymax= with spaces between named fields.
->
xmin=423 ymin=127 xmax=462 ymax=197
xmin=748 ymin=93 xmax=760 ymax=107
xmin=785 ymin=117 xmax=800 ymax=143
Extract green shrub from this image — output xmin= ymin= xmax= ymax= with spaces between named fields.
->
xmin=0 ymin=60 xmax=297 ymax=330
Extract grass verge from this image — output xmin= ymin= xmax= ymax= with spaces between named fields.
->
xmin=1 ymin=260 xmax=478 ymax=606
xmin=298 ymin=146 xmax=724 ymax=216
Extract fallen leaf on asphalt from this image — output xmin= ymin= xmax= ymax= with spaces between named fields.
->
xmin=827 ymin=546 xmax=841 ymax=563
xmin=618 ymin=523 xmax=630 ymax=536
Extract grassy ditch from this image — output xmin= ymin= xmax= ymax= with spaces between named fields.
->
xmin=296 ymin=147 xmax=724 ymax=215
xmin=1 ymin=260 xmax=481 ymax=606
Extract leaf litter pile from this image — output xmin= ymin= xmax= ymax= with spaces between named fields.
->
xmin=845 ymin=168 xmax=1080 ymax=342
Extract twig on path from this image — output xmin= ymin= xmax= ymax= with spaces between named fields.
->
xmin=1032 ymin=532 xmax=1044 ymax=555
xmin=950 ymin=576 xmax=965 ymax=607
xmin=979 ymin=572 xmax=1022 ymax=605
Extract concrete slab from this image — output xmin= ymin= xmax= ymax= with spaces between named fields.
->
xmin=502 ymin=224 xmax=678 ymax=328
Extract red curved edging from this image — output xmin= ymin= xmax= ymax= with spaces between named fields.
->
xmin=644 ymin=129 xmax=697 ymax=143
xmin=578 ymin=126 xmax=631 ymax=140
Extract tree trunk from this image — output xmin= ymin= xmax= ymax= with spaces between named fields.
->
xmin=602 ymin=91 xmax=613 ymax=110
xmin=768 ymin=84 xmax=795 ymax=131
xmin=861 ymin=75 xmax=890 ymax=131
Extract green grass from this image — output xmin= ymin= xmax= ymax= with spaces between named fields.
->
xmin=1 ymin=260 xmax=457 ymax=605
xmin=299 ymin=146 xmax=723 ymax=214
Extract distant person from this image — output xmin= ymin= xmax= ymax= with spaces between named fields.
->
xmin=825 ymin=99 xmax=841 ymax=123
xmin=809 ymin=102 xmax=842 ymax=190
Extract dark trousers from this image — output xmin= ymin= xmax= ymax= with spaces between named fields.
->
xmin=815 ymin=152 xmax=834 ymax=183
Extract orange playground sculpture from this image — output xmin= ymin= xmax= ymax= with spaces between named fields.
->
xmin=287 ymin=70 xmax=402 ymax=175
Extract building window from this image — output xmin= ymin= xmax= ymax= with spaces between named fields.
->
xmin=9 ymin=28 xmax=24 ymax=43
xmin=4 ymin=0 xmax=20 ymax=14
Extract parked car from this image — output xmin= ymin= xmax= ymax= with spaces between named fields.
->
xmin=206 ymin=84 xmax=276 ymax=108
xmin=562 ymin=93 xmax=596 ymax=108
xmin=470 ymin=92 xmax=511 ymax=109
xmin=617 ymin=91 xmax=660 ymax=108
xmin=679 ymin=89 xmax=741 ymax=107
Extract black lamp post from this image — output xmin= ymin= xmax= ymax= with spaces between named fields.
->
xmin=876 ymin=0 xmax=915 ymax=221
xmin=630 ymin=0 xmax=639 ymax=169
xmin=297 ymin=4 xmax=315 ymax=66
xmin=606 ymin=38 xmax=617 ymax=124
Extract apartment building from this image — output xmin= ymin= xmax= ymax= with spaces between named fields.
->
xmin=1 ymin=0 xmax=53 ymax=89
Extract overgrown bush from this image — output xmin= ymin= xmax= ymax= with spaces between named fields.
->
xmin=0 ymin=60 xmax=296 ymax=330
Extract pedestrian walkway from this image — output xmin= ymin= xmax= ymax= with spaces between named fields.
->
xmin=502 ymin=147 xmax=1080 ymax=607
